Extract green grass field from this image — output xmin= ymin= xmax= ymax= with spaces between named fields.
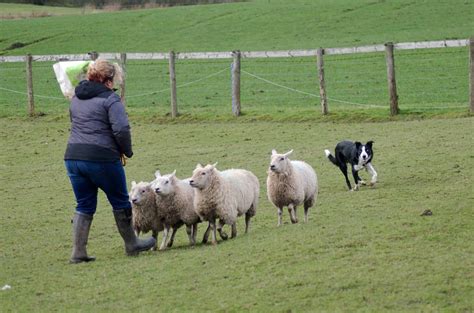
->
xmin=1 ymin=117 xmax=473 ymax=311
xmin=0 ymin=0 xmax=472 ymax=118
xmin=0 ymin=46 xmax=471 ymax=119
xmin=0 ymin=0 xmax=472 ymax=54
xmin=1 ymin=0 xmax=473 ymax=311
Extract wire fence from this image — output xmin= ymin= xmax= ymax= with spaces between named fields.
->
xmin=0 ymin=41 xmax=471 ymax=118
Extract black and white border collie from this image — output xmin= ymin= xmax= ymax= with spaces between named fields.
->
xmin=324 ymin=141 xmax=378 ymax=191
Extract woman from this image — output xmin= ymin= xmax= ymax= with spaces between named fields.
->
xmin=65 ymin=59 xmax=155 ymax=263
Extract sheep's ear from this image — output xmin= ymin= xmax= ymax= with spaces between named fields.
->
xmin=170 ymin=170 xmax=177 ymax=178
xmin=131 ymin=181 xmax=137 ymax=187
xmin=211 ymin=162 xmax=218 ymax=169
xmin=284 ymin=149 xmax=294 ymax=157
xmin=154 ymin=170 xmax=161 ymax=178
xmin=196 ymin=163 xmax=203 ymax=169
xmin=271 ymin=149 xmax=277 ymax=155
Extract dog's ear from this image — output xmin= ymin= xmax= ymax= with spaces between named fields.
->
xmin=366 ymin=141 xmax=374 ymax=148
xmin=355 ymin=141 xmax=362 ymax=149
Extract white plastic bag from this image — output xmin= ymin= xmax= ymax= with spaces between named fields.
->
xmin=53 ymin=61 xmax=92 ymax=99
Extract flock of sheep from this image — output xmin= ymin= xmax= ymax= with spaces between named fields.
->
xmin=129 ymin=149 xmax=318 ymax=249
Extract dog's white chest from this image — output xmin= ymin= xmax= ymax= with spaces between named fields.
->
xmin=355 ymin=146 xmax=370 ymax=171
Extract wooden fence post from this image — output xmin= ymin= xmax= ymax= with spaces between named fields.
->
xmin=120 ymin=52 xmax=127 ymax=106
xmin=316 ymin=48 xmax=328 ymax=115
xmin=385 ymin=42 xmax=399 ymax=116
xmin=169 ymin=51 xmax=178 ymax=118
xmin=470 ymin=37 xmax=474 ymax=113
xmin=89 ymin=51 xmax=99 ymax=61
xmin=26 ymin=54 xmax=35 ymax=117
xmin=232 ymin=50 xmax=241 ymax=116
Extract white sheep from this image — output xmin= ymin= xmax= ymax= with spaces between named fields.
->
xmin=150 ymin=170 xmax=200 ymax=250
xmin=129 ymin=181 xmax=164 ymax=251
xmin=189 ymin=163 xmax=259 ymax=245
xmin=266 ymin=149 xmax=318 ymax=226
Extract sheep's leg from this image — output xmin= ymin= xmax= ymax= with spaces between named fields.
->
xmin=231 ymin=223 xmax=237 ymax=239
xmin=288 ymin=204 xmax=298 ymax=224
xmin=186 ymin=225 xmax=195 ymax=246
xmin=245 ymin=213 xmax=251 ymax=233
xmin=217 ymin=219 xmax=228 ymax=240
xmin=202 ymin=223 xmax=211 ymax=244
xmin=287 ymin=207 xmax=293 ymax=222
xmin=304 ymin=203 xmax=310 ymax=223
xmin=151 ymin=230 xmax=158 ymax=251
xmin=191 ymin=223 xmax=198 ymax=245
xmin=159 ymin=226 xmax=169 ymax=250
xmin=167 ymin=227 xmax=178 ymax=248
xmin=277 ymin=207 xmax=283 ymax=226
xmin=210 ymin=218 xmax=218 ymax=245
xmin=185 ymin=225 xmax=192 ymax=241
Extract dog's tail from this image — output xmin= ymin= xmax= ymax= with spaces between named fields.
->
xmin=324 ymin=149 xmax=338 ymax=166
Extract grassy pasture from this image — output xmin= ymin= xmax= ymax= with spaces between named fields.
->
xmin=0 ymin=0 xmax=473 ymax=311
xmin=0 ymin=0 xmax=472 ymax=55
xmin=0 ymin=0 xmax=472 ymax=119
xmin=0 ymin=46 xmax=471 ymax=119
xmin=0 ymin=116 xmax=473 ymax=311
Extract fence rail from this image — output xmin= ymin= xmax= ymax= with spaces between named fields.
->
xmin=0 ymin=38 xmax=472 ymax=117
xmin=0 ymin=39 xmax=469 ymax=63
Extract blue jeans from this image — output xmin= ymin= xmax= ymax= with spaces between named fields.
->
xmin=65 ymin=160 xmax=131 ymax=215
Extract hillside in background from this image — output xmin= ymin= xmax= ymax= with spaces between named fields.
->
xmin=0 ymin=0 xmax=240 ymax=8
xmin=0 ymin=0 xmax=472 ymax=55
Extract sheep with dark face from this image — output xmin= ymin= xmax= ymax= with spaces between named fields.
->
xmin=129 ymin=181 xmax=163 ymax=251
xmin=266 ymin=149 xmax=318 ymax=226
xmin=150 ymin=170 xmax=200 ymax=250
xmin=189 ymin=163 xmax=259 ymax=245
